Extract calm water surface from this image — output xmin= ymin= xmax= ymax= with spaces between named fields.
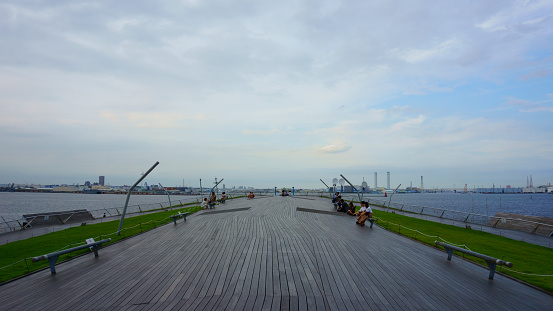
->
xmin=366 ymin=192 xmax=553 ymax=218
xmin=1 ymin=192 xmax=552 ymax=221
xmin=0 ymin=192 xmax=201 ymax=220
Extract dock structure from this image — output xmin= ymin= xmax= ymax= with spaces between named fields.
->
xmin=1 ymin=197 xmax=552 ymax=310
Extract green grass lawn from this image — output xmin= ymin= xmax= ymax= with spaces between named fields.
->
xmin=2 ymin=198 xmax=553 ymax=293
xmin=0 ymin=205 xmax=202 ymax=283
xmin=372 ymin=209 xmax=553 ymax=293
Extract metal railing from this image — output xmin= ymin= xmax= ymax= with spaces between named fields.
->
xmin=336 ymin=194 xmax=553 ymax=237
xmin=0 ymin=195 xmax=237 ymax=234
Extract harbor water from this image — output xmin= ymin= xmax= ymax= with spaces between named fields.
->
xmin=1 ymin=191 xmax=552 ymax=222
xmin=0 ymin=192 xmax=203 ymax=221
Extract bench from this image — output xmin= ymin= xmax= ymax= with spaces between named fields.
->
xmin=32 ymin=238 xmax=111 ymax=274
xmin=170 ymin=212 xmax=190 ymax=224
xmin=367 ymin=218 xmax=376 ymax=228
xmin=435 ymin=241 xmax=513 ymax=279
xmin=357 ymin=218 xmax=376 ymax=228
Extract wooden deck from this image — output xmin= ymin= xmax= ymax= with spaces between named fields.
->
xmin=1 ymin=196 xmax=552 ymax=310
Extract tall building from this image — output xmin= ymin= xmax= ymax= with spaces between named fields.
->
xmin=99 ymin=176 xmax=105 ymax=186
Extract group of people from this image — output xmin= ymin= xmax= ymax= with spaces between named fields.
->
xmin=247 ymin=192 xmax=255 ymax=199
xmin=332 ymin=192 xmax=373 ymax=226
xmin=201 ymin=191 xmax=228 ymax=209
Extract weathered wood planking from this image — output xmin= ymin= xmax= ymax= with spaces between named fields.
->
xmin=1 ymin=196 xmax=552 ymax=310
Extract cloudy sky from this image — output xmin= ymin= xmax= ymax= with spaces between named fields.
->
xmin=1 ymin=0 xmax=552 ymax=189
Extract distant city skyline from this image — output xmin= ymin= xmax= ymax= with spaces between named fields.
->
xmin=2 ymin=171 xmax=550 ymax=190
xmin=1 ymin=1 xmax=552 ymax=190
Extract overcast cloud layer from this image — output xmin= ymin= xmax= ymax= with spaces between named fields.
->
xmin=1 ymin=0 xmax=552 ymax=189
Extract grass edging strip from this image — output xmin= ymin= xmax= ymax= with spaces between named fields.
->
xmin=0 ymin=205 xmax=202 ymax=285
xmin=371 ymin=210 xmax=553 ymax=294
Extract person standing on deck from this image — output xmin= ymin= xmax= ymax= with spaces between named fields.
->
xmin=208 ymin=192 xmax=216 ymax=209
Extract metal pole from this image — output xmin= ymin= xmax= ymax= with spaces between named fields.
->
xmin=211 ymin=178 xmax=224 ymax=193
xmin=274 ymin=187 xmax=277 ymax=196
xmin=117 ymin=161 xmax=159 ymax=235
xmin=292 ymin=187 xmax=295 ymax=196
xmin=320 ymin=179 xmax=330 ymax=193
xmin=340 ymin=174 xmax=361 ymax=202
xmin=159 ymin=183 xmax=172 ymax=210
xmin=386 ymin=184 xmax=401 ymax=213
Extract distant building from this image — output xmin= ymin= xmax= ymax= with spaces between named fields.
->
xmin=477 ymin=187 xmax=523 ymax=194
xmin=99 ymin=176 xmax=105 ymax=186
xmin=53 ymin=186 xmax=79 ymax=192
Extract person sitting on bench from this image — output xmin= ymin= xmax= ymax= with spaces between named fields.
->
xmin=221 ymin=192 xmax=227 ymax=204
xmin=356 ymin=201 xmax=373 ymax=226
xmin=201 ymin=198 xmax=208 ymax=209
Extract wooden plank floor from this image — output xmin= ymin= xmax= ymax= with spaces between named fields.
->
xmin=1 ymin=196 xmax=552 ymax=310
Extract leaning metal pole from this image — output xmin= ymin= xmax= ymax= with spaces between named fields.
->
xmin=210 ymin=178 xmax=224 ymax=193
xmin=340 ymin=174 xmax=361 ymax=203
xmin=320 ymin=179 xmax=330 ymax=193
xmin=117 ymin=161 xmax=160 ymax=235
xmin=159 ymin=183 xmax=172 ymax=210
xmin=386 ymin=184 xmax=402 ymax=213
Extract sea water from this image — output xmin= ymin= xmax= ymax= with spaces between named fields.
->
xmin=363 ymin=192 xmax=553 ymax=218
xmin=0 ymin=192 xmax=202 ymax=221
xmin=1 ymin=191 xmax=552 ymax=221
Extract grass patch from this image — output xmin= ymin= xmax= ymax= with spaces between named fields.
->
xmin=0 ymin=205 xmax=202 ymax=284
xmin=373 ymin=210 xmax=553 ymax=293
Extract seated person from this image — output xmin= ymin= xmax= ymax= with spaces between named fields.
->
xmin=247 ymin=192 xmax=255 ymax=199
xmin=333 ymin=195 xmax=341 ymax=209
xmin=208 ymin=192 xmax=216 ymax=208
xmin=201 ymin=198 xmax=208 ymax=209
xmin=337 ymin=199 xmax=349 ymax=213
xmin=331 ymin=192 xmax=339 ymax=203
xmin=356 ymin=201 xmax=373 ymax=226
xmin=221 ymin=192 xmax=227 ymax=204
xmin=346 ymin=202 xmax=356 ymax=216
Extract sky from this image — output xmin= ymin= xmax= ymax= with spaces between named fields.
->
xmin=1 ymin=0 xmax=552 ymax=190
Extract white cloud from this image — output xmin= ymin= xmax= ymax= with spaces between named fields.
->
xmin=1 ymin=0 xmax=553 ymax=187
xmin=314 ymin=144 xmax=351 ymax=154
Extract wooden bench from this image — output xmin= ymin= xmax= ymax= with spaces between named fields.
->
xmin=32 ymin=238 xmax=111 ymax=274
xmin=170 ymin=212 xmax=190 ymax=225
xmin=435 ymin=241 xmax=513 ymax=279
